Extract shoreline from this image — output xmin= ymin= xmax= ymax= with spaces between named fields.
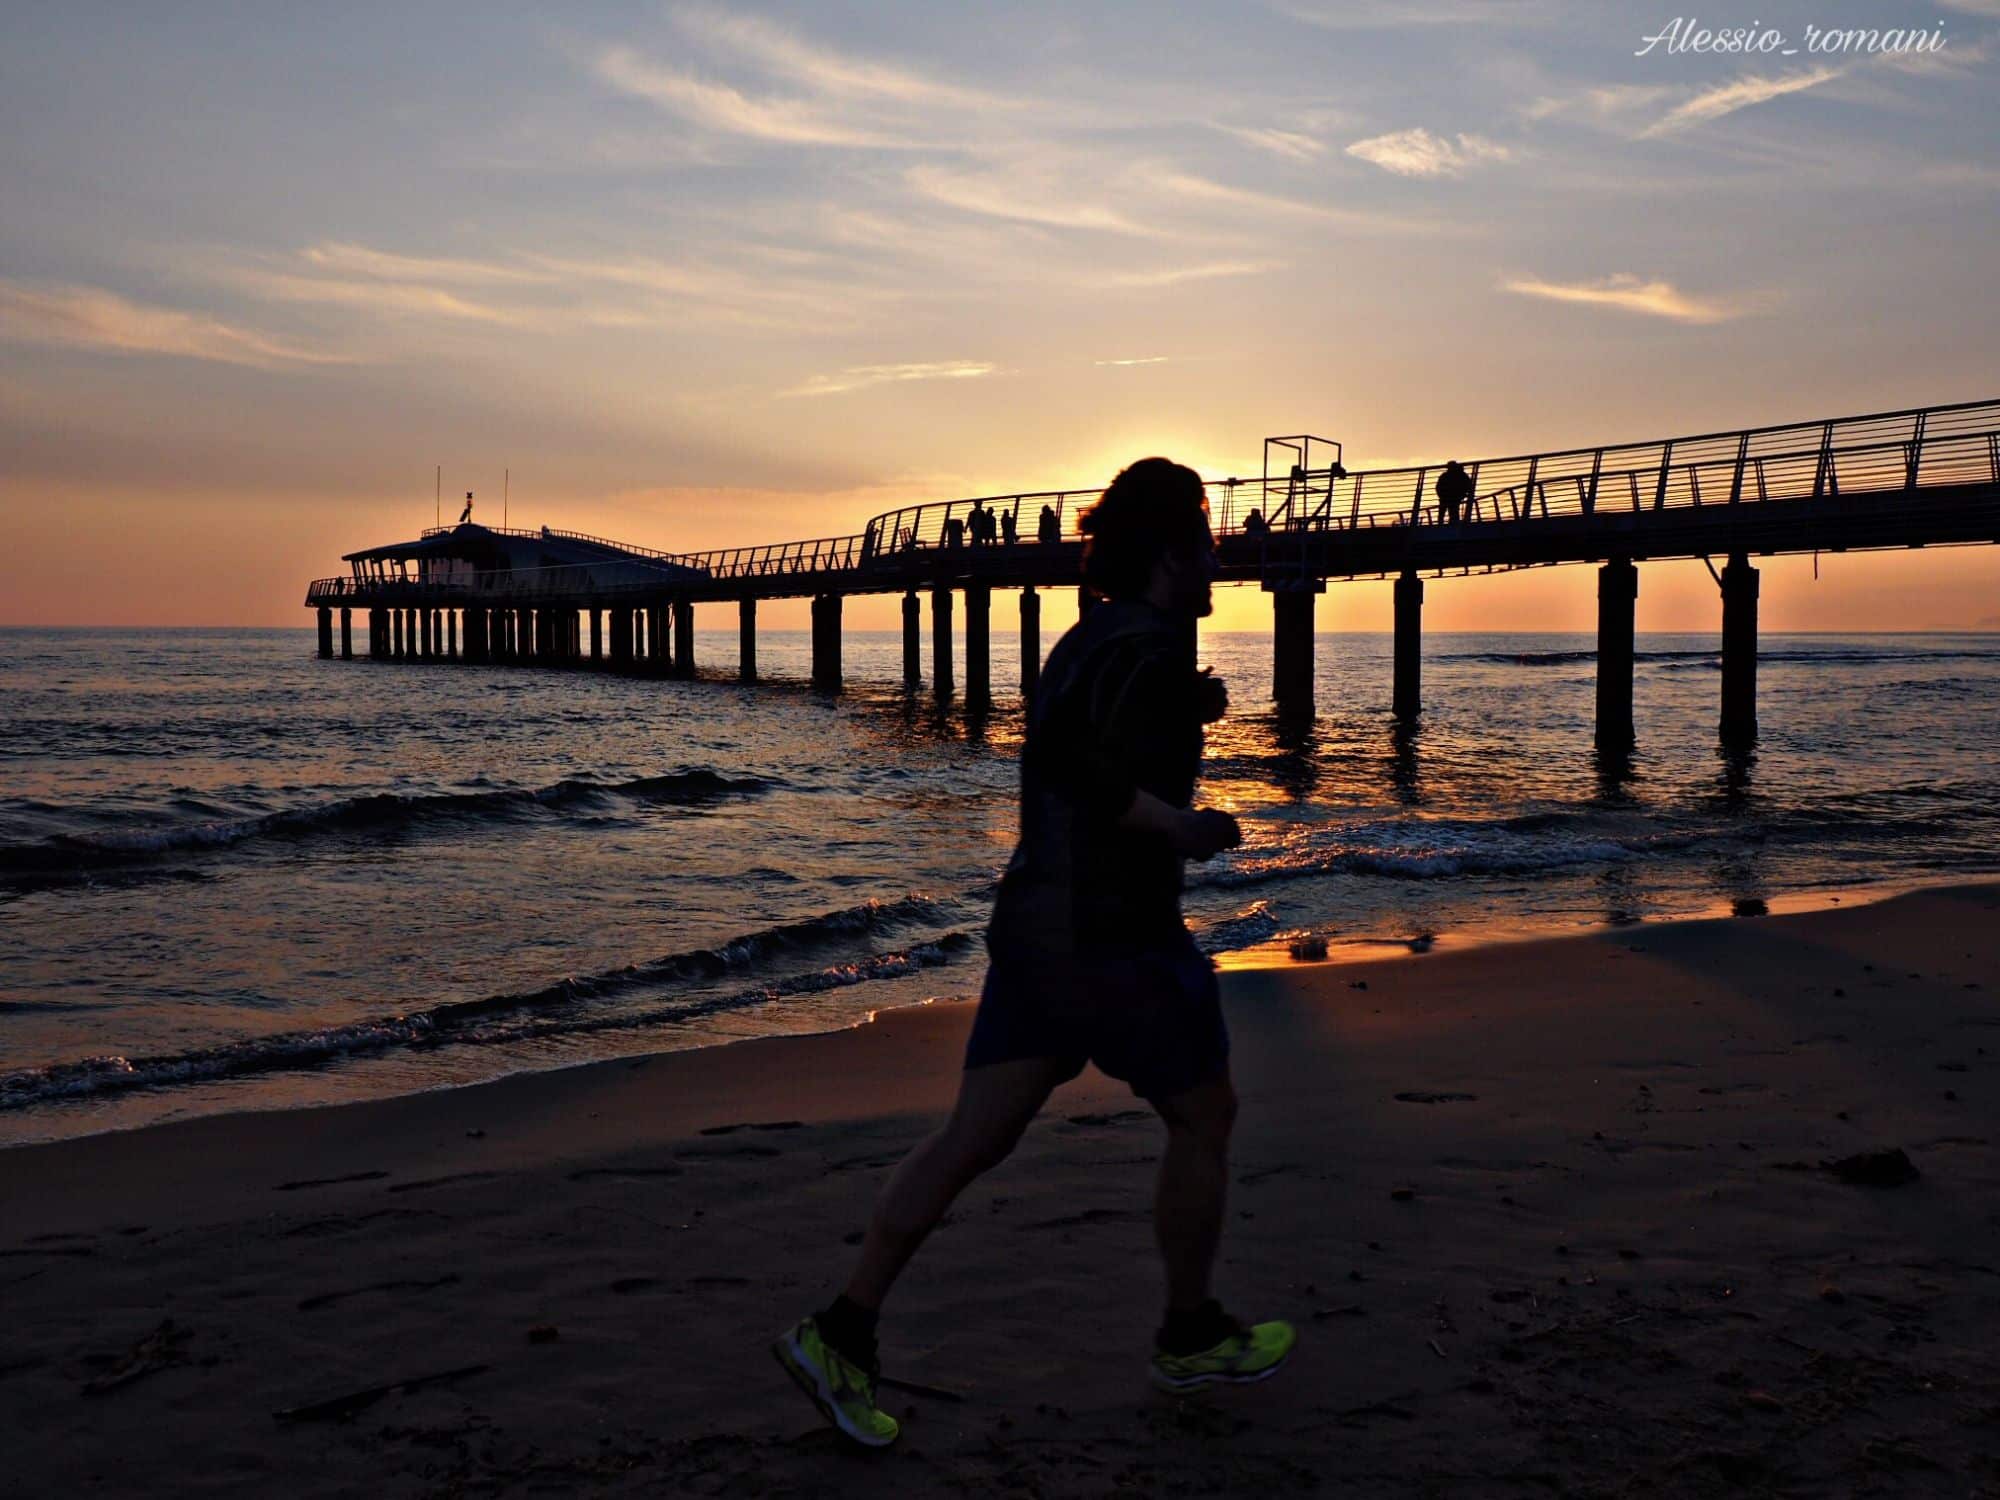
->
xmin=5 ymin=872 xmax=1993 ymax=1154
xmin=4 ymin=880 xmax=1995 ymax=1492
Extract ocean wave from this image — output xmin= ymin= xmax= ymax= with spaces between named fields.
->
xmin=0 ymin=768 xmax=772 ymax=886
xmin=1443 ymin=646 xmax=1999 ymax=670
xmin=427 ymin=893 xmax=958 ymax=1020
xmin=1193 ymin=901 xmax=1282 ymax=954
xmin=1190 ymin=815 xmax=1718 ymax=889
xmin=0 ymin=919 xmax=974 ymax=1113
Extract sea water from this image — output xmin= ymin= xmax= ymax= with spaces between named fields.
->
xmin=2 ymin=626 xmax=1996 ymax=1145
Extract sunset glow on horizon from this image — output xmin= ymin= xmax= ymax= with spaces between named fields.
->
xmin=3 ymin=3 xmax=1995 ymax=632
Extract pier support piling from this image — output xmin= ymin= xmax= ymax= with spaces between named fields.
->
xmin=447 ymin=610 xmax=457 ymax=662
xmin=1720 ymin=553 xmax=1759 ymax=748
xmin=316 ymin=607 xmax=333 ymax=659
xmin=1595 ymin=559 xmax=1638 ymax=753
xmin=673 ymin=600 xmax=694 ymax=677
xmin=590 ymin=609 xmax=602 ymax=663
xmin=965 ymin=584 xmax=991 ymax=709
xmin=738 ymin=598 xmax=757 ymax=682
xmin=931 ymin=585 xmax=955 ymax=698
xmin=1269 ymin=584 xmax=1321 ymax=717
xmin=340 ymin=608 xmax=353 ymax=660
xmin=1019 ymin=587 xmax=1041 ymax=697
xmin=902 ymin=592 xmax=922 ymax=689
xmin=810 ymin=595 xmax=842 ymax=688
xmin=391 ymin=610 xmax=403 ymax=660
xmin=1393 ymin=569 xmax=1423 ymax=721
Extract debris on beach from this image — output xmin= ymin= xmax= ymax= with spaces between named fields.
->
xmin=80 ymin=1319 xmax=192 ymax=1397
xmin=1823 ymin=1148 xmax=1920 ymax=1186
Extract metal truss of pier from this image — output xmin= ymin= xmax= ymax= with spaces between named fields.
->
xmin=307 ymin=397 xmax=2000 ymax=749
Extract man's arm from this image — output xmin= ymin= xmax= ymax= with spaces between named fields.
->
xmin=1118 ymin=787 xmax=1241 ymax=860
xmin=1079 ymin=646 xmax=1241 ymax=860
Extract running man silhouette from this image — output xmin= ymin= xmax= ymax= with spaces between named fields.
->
xmin=774 ymin=458 xmax=1295 ymax=1448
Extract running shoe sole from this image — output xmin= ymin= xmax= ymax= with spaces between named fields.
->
xmin=1149 ymin=1347 xmax=1294 ymax=1393
xmin=772 ymin=1331 xmax=899 ymax=1449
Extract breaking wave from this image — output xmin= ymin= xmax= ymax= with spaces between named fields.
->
xmin=0 ymin=769 xmax=771 ymax=889
xmin=0 ymin=896 xmax=970 ymax=1112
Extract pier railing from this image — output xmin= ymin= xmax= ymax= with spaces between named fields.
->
xmin=414 ymin=523 xmax=711 ymax=570
xmin=311 ymin=398 xmax=1999 ymax=608
xmin=307 ymin=557 xmax=706 ymax=606
xmin=841 ymin=398 xmax=2000 ymax=553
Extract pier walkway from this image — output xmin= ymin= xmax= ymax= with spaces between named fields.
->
xmin=307 ymin=397 xmax=2000 ymax=750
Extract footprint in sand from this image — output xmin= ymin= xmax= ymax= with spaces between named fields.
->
xmin=297 ymin=1274 xmax=461 ymax=1312
xmin=1020 ymin=1207 xmax=1143 ymax=1231
xmin=274 ymin=1170 xmax=391 ymax=1192
xmin=386 ymin=1172 xmax=499 ymax=1195
xmin=568 ymin=1165 xmax=685 ymax=1183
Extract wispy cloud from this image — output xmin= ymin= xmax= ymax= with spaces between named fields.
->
xmin=593 ymin=44 xmax=915 ymax=148
xmin=1273 ymin=0 xmax=1550 ymax=28
xmin=299 ymin=242 xmax=552 ymax=285
xmin=780 ymin=360 xmax=996 ymax=397
xmin=905 ymin=163 xmax=1150 ymax=234
xmin=236 ymin=271 xmax=532 ymax=324
xmin=1522 ymin=82 xmax=1675 ymax=126
xmin=1345 ymin=128 xmax=1513 ymax=178
xmin=1135 ymin=166 xmax=1450 ymax=235
xmin=671 ymin=5 xmax=999 ymax=111
xmin=0 ymin=280 xmax=350 ymax=367
xmin=1219 ymin=125 xmax=1326 ymax=162
xmin=1099 ymin=260 xmax=1285 ymax=288
xmin=1637 ymin=66 xmax=1846 ymax=137
xmin=1094 ymin=355 xmax=1171 ymax=366
xmin=1919 ymin=160 xmax=2000 ymax=190
xmin=218 ymin=240 xmax=891 ymax=337
xmin=1502 ymin=273 xmax=1738 ymax=324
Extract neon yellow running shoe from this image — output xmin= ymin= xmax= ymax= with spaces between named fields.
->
xmin=773 ymin=1316 xmax=900 ymax=1449
xmin=1150 ymin=1315 xmax=1297 ymax=1392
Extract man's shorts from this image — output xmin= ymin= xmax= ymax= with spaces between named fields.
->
xmin=963 ymin=934 xmax=1228 ymax=1101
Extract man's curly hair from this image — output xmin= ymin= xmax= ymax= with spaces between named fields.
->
xmin=1077 ymin=457 xmax=1210 ymax=600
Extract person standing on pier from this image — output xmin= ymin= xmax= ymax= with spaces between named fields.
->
xmin=1037 ymin=502 xmax=1060 ymax=546
xmin=775 ymin=457 xmax=1292 ymax=1448
xmin=1435 ymin=460 xmax=1472 ymax=527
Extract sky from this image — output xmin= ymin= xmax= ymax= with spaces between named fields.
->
xmin=1 ymin=1 xmax=1995 ymax=633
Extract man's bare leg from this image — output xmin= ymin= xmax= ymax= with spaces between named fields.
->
xmin=1150 ymin=1072 xmax=1238 ymax=1312
xmin=843 ymin=1055 xmax=1077 ymax=1310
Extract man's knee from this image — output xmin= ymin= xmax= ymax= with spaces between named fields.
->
xmin=943 ymin=1110 xmax=1030 ymax=1177
xmin=1158 ymin=1077 xmax=1236 ymax=1149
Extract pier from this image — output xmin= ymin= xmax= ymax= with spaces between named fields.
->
xmin=307 ymin=398 xmax=2000 ymax=749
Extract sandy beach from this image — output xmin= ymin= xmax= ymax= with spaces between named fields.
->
xmin=4 ymin=882 xmax=1997 ymax=1496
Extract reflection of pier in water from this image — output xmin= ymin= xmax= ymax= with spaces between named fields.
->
xmin=307 ymin=398 xmax=2000 ymax=751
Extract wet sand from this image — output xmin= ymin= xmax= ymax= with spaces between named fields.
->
xmin=4 ymin=883 xmax=1997 ymax=1496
